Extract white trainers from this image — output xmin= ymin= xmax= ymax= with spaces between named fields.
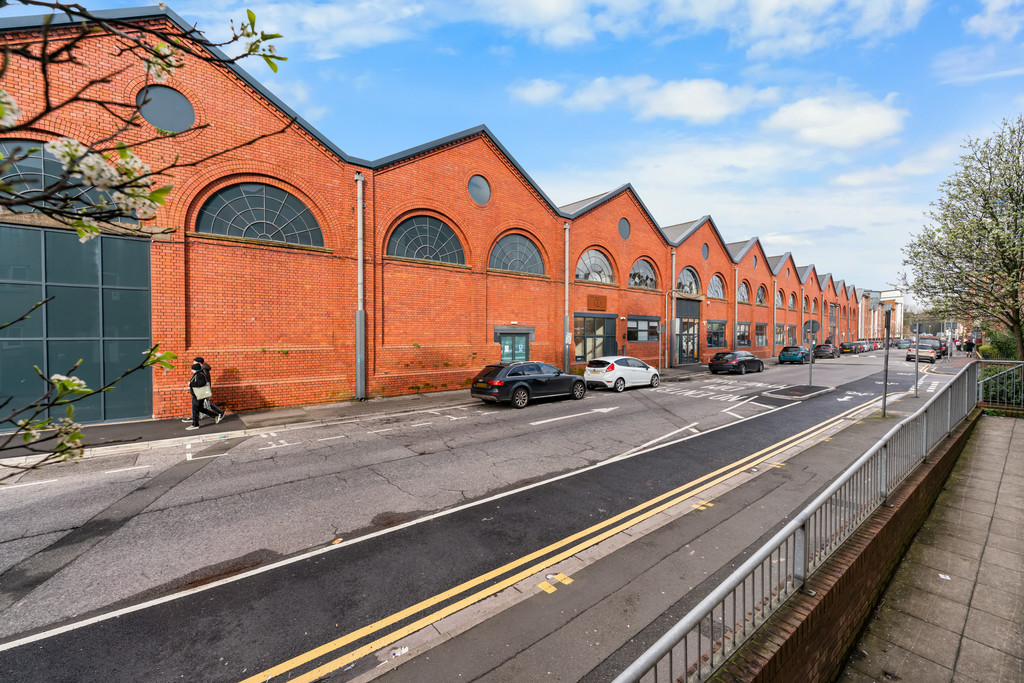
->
xmin=215 ymin=413 xmax=224 ymax=424
xmin=185 ymin=425 xmax=200 ymax=430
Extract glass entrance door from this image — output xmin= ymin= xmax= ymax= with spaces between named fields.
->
xmin=677 ymin=319 xmax=700 ymax=363
xmin=500 ymin=333 xmax=529 ymax=362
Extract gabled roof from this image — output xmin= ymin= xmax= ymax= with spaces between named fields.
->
xmin=0 ymin=5 xmax=373 ymax=167
xmin=767 ymin=253 xmax=792 ymax=276
xmin=797 ymin=265 xmax=816 ymax=285
xmin=559 ymin=190 xmax=619 ymax=215
xmin=726 ymin=238 xmax=758 ymax=262
xmin=372 ymin=124 xmax=564 ymax=216
xmin=817 ymin=272 xmax=833 ymax=291
xmin=661 ymin=218 xmax=705 ymax=245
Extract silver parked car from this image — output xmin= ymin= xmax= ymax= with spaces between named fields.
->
xmin=584 ymin=356 xmax=660 ymax=392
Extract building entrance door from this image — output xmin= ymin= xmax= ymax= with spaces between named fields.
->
xmin=674 ymin=298 xmax=701 ymax=364
xmin=500 ymin=333 xmax=529 ymax=363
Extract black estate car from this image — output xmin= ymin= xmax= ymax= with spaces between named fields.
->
xmin=470 ymin=361 xmax=586 ymax=408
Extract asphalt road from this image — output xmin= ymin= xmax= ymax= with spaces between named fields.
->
xmin=0 ymin=353 xmax=944 ymax=682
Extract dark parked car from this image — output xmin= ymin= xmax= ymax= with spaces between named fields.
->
xmin=920 ymin=336 xmax=948 ymax=357
xmin=470 ymin=361 xmax=586 ymax=408
xmin=840 ymin=342 xmax=858 ymax=354
xmin=709 ymin=350 xmax=764 ymax=375
xmin=813 ymin=343 xmax=840 ymax=359
xmin=778 ymin=345 xmax=811 ymax=364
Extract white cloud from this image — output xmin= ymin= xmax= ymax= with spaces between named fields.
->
xmin=832 ymin=141 xmax=958 ymax=187
xmin=933 ymin=44 xmax=1024 ymax=85
xmin=265 ymin=79 xmax=329 ymax=121
xmin=657 ymin=0 xmax=929 ymax=58
xmin=763 ymin=93 xmax=908 ymax=148
xmin=964 ymin=0 xmax=1024 ymax=40
xmin=509 ymin=79 xmax=566 ymax=105
xmin=525 ymin=75 xmax=777 ymax=123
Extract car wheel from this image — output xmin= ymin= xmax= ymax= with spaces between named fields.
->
xmin=650 ymin=374 xmax=660 ymax=388
xmin=511 ymin=387 xmax=529 ymax=409
xmin=571 ymin=381 xmax=586 ymax=400
xmin=739 ymin=363 xmax=747 ymax=375
xmin=710 ymin=369 xmax=719 ymax=374
xmin=800 ymin=357 xmax=805 ymax=364
xmin=757 ymin=361 xmax=764 ymax=372
xmin=613 ymin=377 xmax=626 ymax=392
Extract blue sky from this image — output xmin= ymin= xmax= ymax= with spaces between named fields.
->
xmin=55 ymin=1 xmax=1024 ymax=303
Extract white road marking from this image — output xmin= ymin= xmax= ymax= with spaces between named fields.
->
xmin=0 ymin=479 xmax=57 ymax=490
xmin=529 ymin=406 xmax=620 ymax=426
xmin=410 ymin=422 xmax=432 ymax=427
xmin=257 ymin=441 xmax=300 ymax=450
xmin=104 ymin=466 xmax=149 ymax=474
xmin=368 ymin=428 xmax=395 ymax=434
xmin=317 ymin=435 xmax=348 ymax=441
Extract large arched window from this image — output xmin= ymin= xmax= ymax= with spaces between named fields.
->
xmin=776 ymin=290 xmax=784 ymax=308
xmin=0 ymin=138 xmax=136 ymax=223
xmin=738 ymin=282 xmax=750 ymax=303
xmin=788 ymin=293 xmax=796 ymax=310
xmin=803 ymin=296 xmax=809 ymax=312
xmin=812 ymin=299 xmax=818 ymax=314
xmin=196 ymin=183 xmax=323 ymax=246
xmin=628 ymin=259 xmax=657 ymax=289
xmin=676 ymin=267 xmax=700 ymax=295
xmin=708 ymin=274 xmax=725 ymax=299
xmin=756 ymin=285 xmax=767 ymax=305
xmin=489 ymin=233 xmax=543 ymax=274
xmin=387 ymin=215 xmax=465 ymax=264
xmin=576 ymin=249 xmax=614 ymax=283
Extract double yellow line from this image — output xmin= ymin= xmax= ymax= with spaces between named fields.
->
xmin=241 ymin=397 xmax=879 ymax=683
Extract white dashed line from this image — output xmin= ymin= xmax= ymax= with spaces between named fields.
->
xmin=104 ymin=466 xmax=149 ymax=474
xmin=0 ymin=479 xmax=57 ymax=490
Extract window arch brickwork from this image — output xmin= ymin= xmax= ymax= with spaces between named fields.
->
xmin=387 ymin=215 xmax=465 ymax=264
xmin=628 ymin=259 xmax=657 ymax=289
xmin=576 ymin=249 xmax=614 ymax=283
xmin=489 ymin=233 xmax=544 ymax=274
xmin=196 ymin=182 xmax=323 ymax=247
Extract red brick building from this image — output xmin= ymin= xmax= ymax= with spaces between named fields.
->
xmin=0 ymin=7 xmax=861 ymax=422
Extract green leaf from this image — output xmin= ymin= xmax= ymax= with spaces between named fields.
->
xmin=263 ymin=54 xmax=279 ymax=72
xmin=247 ymin=9 xmax=256 ymax=28
xmin=148 ymin=184 xmax=174 ymax=205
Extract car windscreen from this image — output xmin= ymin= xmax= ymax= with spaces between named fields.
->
xmin=781 ymin=347 xmax=801 ymax=353
xmin=711 ymin=352 xmax=734 ymax=361
xmin=587 ymin=360 xmax=611 ymax=368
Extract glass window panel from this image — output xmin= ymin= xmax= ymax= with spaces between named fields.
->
xmin=136 ymin=85 xmax=195 ymax=133
xmin=0 ymin=340 xmax=45 ymax=412
xmin=0 ymin=283 xmax=45 ymax=338
xmin=103 ymin=340 xmax=152 ymax=419
xmin=48 ymin=340 xmax=102 ymax=421
xmin=46 ymin=286 xmax=100 ymax=338
xmin=103 ymin=289 xmax=150 ymax=338
xmin=576 ymin=249 xmax=613 ymax=283
xmin=101 ymin=237 xmax=150 ymax=287
xmin=708 ymin=275 xmax=725 ymax=299
xmin=196 ymin=183 xmax=323 ymax=247
xmin=468 ymin=175 xmax=491 ymax=205
xmin=46 ymin=230 xmax=100 ymax=284
xmin=628 ymin=259 xmax=657 ymax=289
xmin=0 ymin=225 xmax=42 ymax=282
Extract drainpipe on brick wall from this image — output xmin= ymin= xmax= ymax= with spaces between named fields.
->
xmin=355 ymin=172 xmax=366 ymax=399
xmin=800 ymin=286 xmax=805 ymax=344
xmin=733 ymin=265 xmax=738 ymax=351
xmin=669 ymin=249 xmax=676 ymax=367
xmin=563 ymin=222 xmax=571 ymax=372
xmin=772 ymin=276 xmax=778 ymax=356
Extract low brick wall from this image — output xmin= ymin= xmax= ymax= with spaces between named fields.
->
xmin=712 ymin=408 xmax=982 ymax=682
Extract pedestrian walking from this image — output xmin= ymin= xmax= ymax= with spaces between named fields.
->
xmin=186 ymin=361 xmax=223 ymax=430
xmin=181 ymin=356 xmax=226 ymax=423
xmin=964 ymin=339 xmax=975 ymax=356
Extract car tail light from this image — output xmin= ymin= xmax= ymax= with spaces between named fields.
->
xmin=604 ymin=363 xmax=615 ymax=372
xmin=488 ymin=380 xmax=505 ymax=386
xmin=727 ymin=360 xmax=736 ymax=364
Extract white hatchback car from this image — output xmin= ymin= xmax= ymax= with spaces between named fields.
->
xmin=584 ymin=356 xmax=660 ymax=392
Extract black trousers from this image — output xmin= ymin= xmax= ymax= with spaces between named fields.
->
xmin=191 ymin=396 xmax=219 ymax=426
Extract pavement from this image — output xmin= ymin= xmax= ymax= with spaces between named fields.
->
xmin=837 ymin=399 xmax=1024 ymax=682
xmin=4 ymin=350 xmax=1018 ymax=681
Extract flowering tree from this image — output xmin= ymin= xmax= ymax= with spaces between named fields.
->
xmin=901 ymin=115 xmax=1024 ymax=361
xmin=0 ymin=2 xmax=287 ymax=479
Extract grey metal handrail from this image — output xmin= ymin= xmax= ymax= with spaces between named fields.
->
xmin=615 ymin=361 xmax=978 ymax=683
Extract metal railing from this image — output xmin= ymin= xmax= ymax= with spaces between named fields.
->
xmin=977 ymin=360 xmax=1024 ymax=411
xmin=615 ymin=361 xmax=979 ymax=683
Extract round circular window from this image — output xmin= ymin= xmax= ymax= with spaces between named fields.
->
xmin=468 ymin=175 xmax=491 ymax=205
xmin=618 ymin=217 xmax=630 ymax=239
xmin=136 ymin=85 xmax=195 ymax=133
xmin=702 ymin=243 xmax=709 ymax=260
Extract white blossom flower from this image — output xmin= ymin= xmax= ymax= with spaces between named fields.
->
xmin=44 ymin=138 xmax=87 ymax=168
xmin=146 ymin=43 xmax=184 ymax=83
xmin=0 ymin=89 xmax=21 ymax=129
